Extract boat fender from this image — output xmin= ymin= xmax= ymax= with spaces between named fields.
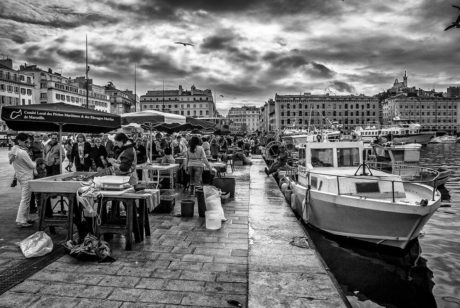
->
xmin=420 ymin=199 xmax=428 ymax=207
xmin=281 ymin=183 xmax=289 ymax=193
xmin=316 ymin=134 xmax=322 ymax=142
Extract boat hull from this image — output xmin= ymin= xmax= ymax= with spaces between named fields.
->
xmin=392 ymin=133 xmax=434 ymax=145
xmin=291 ymin=183 xmax=440 ymax=249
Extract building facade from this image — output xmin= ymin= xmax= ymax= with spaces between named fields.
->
xmin=274 ymin=93 xmax=380 ymax=131
xmin=124 ymin=90 xmax=140 ymax=112
xmin=227 ymin=106 xmax=260 ymax=133
xmin=447 ymin=86 xmax=460 ymax=98
xmin=140 ymin=85 xmax=216 ymax=118
xmin=383 ymin=95 xmax=460 ymax=133
xmin=0 ymin=59 xmax=35 ymax=138
xmin=258 ymin=99 xmax=276 ymax=133
xmin=19 ymin=65 xmax=110 ymax=113
xmin=104 ymin=82 xmax=132 ymax=115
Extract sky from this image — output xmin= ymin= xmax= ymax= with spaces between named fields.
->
xmin=0 ymin=0 xmax=459 ymax=115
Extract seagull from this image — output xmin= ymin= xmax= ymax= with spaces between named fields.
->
xmin=453 ymin=5 xmax=460 ymax=10
xmin=445 ymin=15 xmax=460 ymax=31
xmin=175 ymin=41 xmax=194 ymax=47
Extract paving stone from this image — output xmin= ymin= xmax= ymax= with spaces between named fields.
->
xmin=164 ymin=279 xmax=205 ymax=292
xmin=29 ymin=295 xmax=82 ymax=308
xmin=156 ymin=253 xmax=183 ymax=262
xmin=144 ymin=260 xmax=173 ymax=269
xmin=80 ymin=285 xmax=114 ymax=299
xmin=179 ymin=269 xmax=217 ymax=282
xmin=170 ymin=246 xmax=195 ymax=254
xmin=40 ymin=282 xmax=87 ymax=297
xmin=204 ymin=281 xmax=248 ymax=294
xmin=98 ymin=275 xmax=141 ymax=288
xmin=116 ymin=266 xmax=154 ymax=277
xmin=0 ymin=291 xmax=40 ymax=307
xmin=121 ymin=303 xmax=164 ymax=308
xmin=9 ymin=279 xmax=50 ymax=294
xmin=150 ymin=268 xmax=182 ymax=279
xmin=30 ymin=270 xmax=105 ymax=285
xmin=202 ymin=262 xmax=247 ymax=273
xmin=216 ymin=272 xmax=248 ymax=283
xmin=138 ymin=290 xmax=183 ymax=305
xmin=194 ymin=247 xmax=232 ymax=257
xmin=168 ymin=261 xmax=203 ymax=271
xmin=135 ymin=277 xmax=166 ymax=290
xmin=107 ymin=287 xmax=144 ymax=302
xmin=181 ymin=293 xmax=246 ymax=307
xmin=181 ymin=254 xmax=213 ymax=263
xmin=143 ymin=245 xmax=174 ymax=253
xmin=212 ymin=256 xmax=248 ymax=265
xmin=231 ymin=249 xmax=248 ymax=257
xmin=75 ymin=299 xmax=124 ymax=308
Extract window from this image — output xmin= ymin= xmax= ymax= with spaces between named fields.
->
xmin=356 ymin=182 xmax=380 ymax=193
xmin=311 ymin=149 xmax=333 ymax=167
xmin=337 ymin=148 xmax=360 ymax=167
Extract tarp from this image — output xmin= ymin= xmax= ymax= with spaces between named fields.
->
xmin=1 ymin=103 xmax=121 ymax=133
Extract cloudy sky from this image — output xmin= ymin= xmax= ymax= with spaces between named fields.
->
xmin=1 ymin=0 xmax=459 ymax=115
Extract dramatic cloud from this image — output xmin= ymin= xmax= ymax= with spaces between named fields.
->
xmin=1 ymin=0 xmax=459 ymax=114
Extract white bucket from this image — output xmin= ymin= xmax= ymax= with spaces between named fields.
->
xmin=205 ymin=210 xmax=222 ymax=230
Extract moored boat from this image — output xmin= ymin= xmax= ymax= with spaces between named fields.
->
xmin=288 ymin=141 xmax=441 ymax=249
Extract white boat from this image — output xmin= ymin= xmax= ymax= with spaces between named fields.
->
xmin=354 ymin=121 xmax=435 ymax=145
xmin=429 ymin=135 xmax=457 ymax=144
xmin=288 ymin=141 xmax=441 ymax=249
xmin=366 ymin=142 xmax=451 ymax=187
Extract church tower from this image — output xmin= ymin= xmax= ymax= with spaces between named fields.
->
xmin=403 ymin=70 xmax=408 ymax=87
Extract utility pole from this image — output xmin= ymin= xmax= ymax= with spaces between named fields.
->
xmin=162 ymin=80 xmax=165 ymax=112
xmin=86 ymin=35 xmax=89 ymax=109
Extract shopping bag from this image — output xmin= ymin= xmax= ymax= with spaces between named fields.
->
xmin=17 ymin=231 xmax=53 ymax=258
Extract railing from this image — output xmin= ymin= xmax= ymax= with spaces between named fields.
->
xmin=303 ymin=163 xmax=440 ymax=202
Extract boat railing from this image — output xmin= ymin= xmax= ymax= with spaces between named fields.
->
xmin=306 ymin=163 xmax=440 ymax=202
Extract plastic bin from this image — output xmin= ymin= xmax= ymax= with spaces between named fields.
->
xmin=205 ymin=210 xmax=221 ymax=230
xmin=154 ymin=195 xmax=175 ymax=213
xmin=180 ymin=199 xmax=195 ymax=217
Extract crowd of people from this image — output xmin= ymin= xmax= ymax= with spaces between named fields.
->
xmin=7 ymin=130 xmax=271 ymax=228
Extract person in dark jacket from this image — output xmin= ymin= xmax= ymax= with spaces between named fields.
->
xmin=108 ymin=133 xmax=137 ymax=185
xmin=69 ymin=134 xmax=91 ymax=171
xmin=135 ymin=138 xmax=147 ymax=180
xmin=30 ymin=134 xmax=44 ymax=161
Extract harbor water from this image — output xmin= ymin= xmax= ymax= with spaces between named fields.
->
xmin=304 ymin=143 xmax=460 ymax=308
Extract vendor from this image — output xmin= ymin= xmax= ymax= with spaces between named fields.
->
xmin=108 ymin=133 xmax=138 ymax=185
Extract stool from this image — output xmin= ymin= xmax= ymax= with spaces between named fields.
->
xmin=38 ymin=192 xmax=76 ymax=240
xmin=96 ymin=194 xmax=150 ymax=250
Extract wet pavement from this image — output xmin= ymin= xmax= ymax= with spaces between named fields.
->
xmin=0 ymin=150 xmax=346 ymax=307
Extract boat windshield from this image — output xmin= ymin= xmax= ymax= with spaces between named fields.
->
xmin=337 ymin=148 xmax=360 ymax=167
xmin=311 ymin=149 xmax=333 ymax=167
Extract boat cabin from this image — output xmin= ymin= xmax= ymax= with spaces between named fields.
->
xmin=297 ymin=141 xmax=406 ymax=199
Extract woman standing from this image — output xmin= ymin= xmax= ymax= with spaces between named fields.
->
xmin=202 ymin=137 xmax=211 ymax=157
xmin=183 ymin=136 xmax=213 ymax=194
xmin=108 ymin=133 xmax=138 ymax=185
xmin=69 ymin=134 xmax=91 ymax=171
xmin=10 ymin=133 xmax=36 ymax=227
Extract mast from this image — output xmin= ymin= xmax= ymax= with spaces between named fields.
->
xmin=162 ymin=80 xmax=165 ymax=111
xmin=134 ymin=63 xmax=137 ymax=112
xmin=85 ymin=34 xmax=89 ymax=108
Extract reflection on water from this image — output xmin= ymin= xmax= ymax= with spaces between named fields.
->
xmin=307 ymin=227 xmax=436 ymax=308
xmin=304 ymin=144 xmax=460 ymax=308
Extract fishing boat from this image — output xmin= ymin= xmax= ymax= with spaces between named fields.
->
xmin=288 ymin=141 xmax=441 ymax=249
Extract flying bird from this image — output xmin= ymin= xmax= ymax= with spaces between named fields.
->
xmin=453 ymin=5 xmax=460 ymax=10
xmin=220 ymin=95 xmax=224 ymax=97
xmin=175 ymin=41 xmax=194 ymax=47
xmin=444 ymin=15 xmax=460 ymax=31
